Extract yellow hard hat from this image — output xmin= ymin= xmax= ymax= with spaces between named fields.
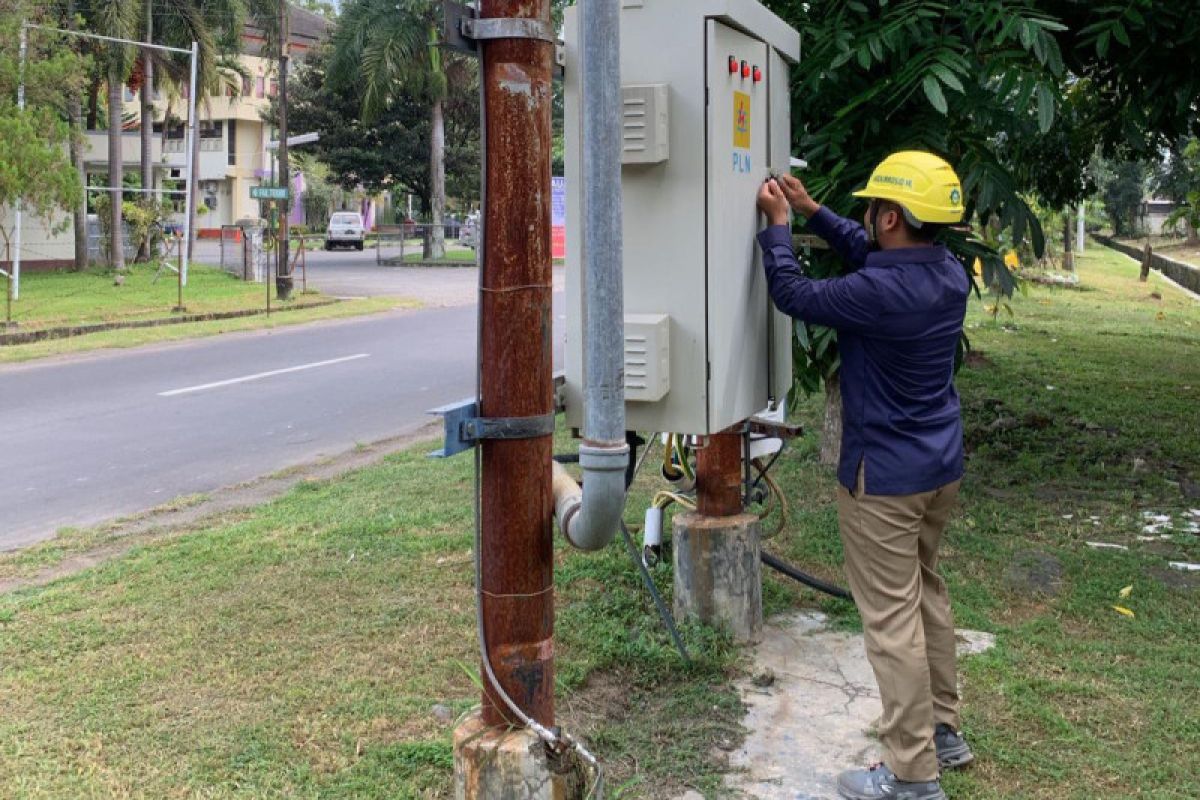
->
xmin=852 ymin=151 xmax=965 ymax=224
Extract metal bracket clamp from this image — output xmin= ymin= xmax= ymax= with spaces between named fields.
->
xmin=461 ymin=413 xmax=555 ymax=442
xmin=428 ymin=396 xmax=558 ymax=458
xmin=442 ymin=1 xmax=565 ymax=78
xmin=461 ymin=16 xmax=557 ymax=44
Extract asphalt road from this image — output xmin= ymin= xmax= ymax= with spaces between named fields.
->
xmin=1 ymin=262 xmax=565 ymax=551
xmin=197 ymin=239 xmax=485 ymax=306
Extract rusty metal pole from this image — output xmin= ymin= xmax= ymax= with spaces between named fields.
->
xmin=478 ymin=0 xmax=556 ymax=728
xmin=695 ymin=430 xmax=744 ymax=517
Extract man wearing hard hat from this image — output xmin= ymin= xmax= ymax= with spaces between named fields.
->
xmin=757 ymin=152 xmax=974 ymax=800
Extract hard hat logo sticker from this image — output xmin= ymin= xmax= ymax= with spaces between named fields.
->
xmin=950 ymin=188 xmax=962 ymax=206
xmin=733 ymin=92 xmax=751 ymax=150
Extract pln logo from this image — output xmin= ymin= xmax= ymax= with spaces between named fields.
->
xmin=732 ymin=91 xmax=752 ymax=173
xmin=733 ymin=92 xmax=751 ymax=150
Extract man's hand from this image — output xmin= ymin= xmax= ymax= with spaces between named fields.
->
xmin=776 ymin=174 xmax=821 ymax=219
xmin=757 ymin=179 xmax=791 ymax=227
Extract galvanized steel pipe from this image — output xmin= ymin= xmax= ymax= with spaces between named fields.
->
xmin=559 ymin=0 xmax=630 ymax=552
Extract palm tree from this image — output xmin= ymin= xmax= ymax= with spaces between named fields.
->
xmin=136 ymin=0 xmax=247 ymax=260
xmin=331 ymin=0 xmax=465 ymax=259
xmin=81 ymin=0 xmax=137 ymax=270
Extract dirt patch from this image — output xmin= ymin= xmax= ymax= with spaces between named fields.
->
xmin=964 ymin=350 xmax=994 ymax=369
xmin=0 ymin=422 xmax=440 ymax=595
xmin=558 ymin=669 xmax=744 ymax=799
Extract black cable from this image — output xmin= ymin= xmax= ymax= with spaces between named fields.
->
xmin=761 ymin=550 xmax=853 ymax=602
xmin=619 ymin=519 xmax=691 ymax=664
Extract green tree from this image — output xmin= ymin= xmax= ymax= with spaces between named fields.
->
xmin=1 ymin=3 xmax=91 ymax=270
xmin=763 ymin=0 xmax=1200 ymax=460
xmin=288 ymin=44 xmax=479 ymax=223
xmin=765 ymin=0 xmax=1067 ymax=459
xmin=1099 ymin=159 xmax=1147 ymax=238
xmin=329 ymin=0 xmax=474 ymax=259
xmin=0 ymin=103 xmax=82 ymax=323
xmin=1153 ymin=137 xmax=1200 ymax=246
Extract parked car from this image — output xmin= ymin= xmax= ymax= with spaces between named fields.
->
xmin=325 ymin=212 xmax=365 ymax=251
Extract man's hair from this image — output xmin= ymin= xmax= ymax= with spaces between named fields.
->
xmin=876 ymin=199 xmax=942 ymax=243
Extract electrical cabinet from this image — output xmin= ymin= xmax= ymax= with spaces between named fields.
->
xmin=564 ymin=0 xmax=800 ymax=436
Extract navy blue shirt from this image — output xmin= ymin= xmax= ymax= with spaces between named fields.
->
xmin=757 ymin=206 xmax=969 ymax=495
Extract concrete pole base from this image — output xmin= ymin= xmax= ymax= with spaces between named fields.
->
xmin=453 ymin=711 xmax=589 ymax=799
xmin=673 ymin=511 xmax=763 ymax=643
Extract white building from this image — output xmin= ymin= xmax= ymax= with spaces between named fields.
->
xmin=0 ymin=5 xmax=329 ymax=271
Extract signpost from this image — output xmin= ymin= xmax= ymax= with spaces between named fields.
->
xmin=250 ymin=186 xmax=290 ymax=201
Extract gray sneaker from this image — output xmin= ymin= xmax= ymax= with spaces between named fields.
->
xmin=934 ymin=723 xmax=975 ymax=770
xmin=836 ymin=763 xmax=947 ymax=800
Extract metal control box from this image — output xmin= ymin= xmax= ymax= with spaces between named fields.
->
xmin=564 ymin=0 xmax=799 ymax=436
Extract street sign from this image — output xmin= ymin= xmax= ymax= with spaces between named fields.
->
xmin=251 ymin=186 xmax=290 ymax=200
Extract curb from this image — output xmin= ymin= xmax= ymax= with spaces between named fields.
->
xmin=0 ymin=299 xmax=342 ymax=347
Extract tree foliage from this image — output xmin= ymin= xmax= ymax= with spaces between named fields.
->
xmin=1096 ymin=159 xmax=1147 ymax=238
xmin=763 ymin=0 xmax=1200 ymax=407
xmin=1155 ymin=138 xmax=1200 ymax=244
xmin=0 ymin=103 xmax=81 ymax=248
xmin=286 ymin=45 xmax=479 ymax=210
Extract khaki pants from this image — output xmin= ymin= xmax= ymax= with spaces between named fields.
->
xmin=836 ymin=464 xmax=962 ymax=782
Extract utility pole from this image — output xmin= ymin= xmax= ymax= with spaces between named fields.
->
xmin=675 ymin=426 xmax=763 ymax=643
xmin=13 ymin=22 xmax=25 ymax=299
xmin=477 ymin=0 xmax=556 ymax=730
xmin=141 ymin=0 xmax=154 ymax=201
xmin=276 ymin=0 xmax=293 ymax=300
xmin=695 ymin=431 xmax=744 ymax=517
xmin=1063 ymin=212 xmax=1074 ymax=271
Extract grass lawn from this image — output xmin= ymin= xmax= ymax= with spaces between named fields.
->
xmin=1 ymin=244 xmax=1197 ymax=798
xmin=1114 ymin=234 xmax=1200 ymax=269
xmin=401 ymin=251 xmax=478 ymax=264
xmin=0 ymin=263 xmax=418 ymax=364
xmin=5 ymin=263 xmax=330 ymax=330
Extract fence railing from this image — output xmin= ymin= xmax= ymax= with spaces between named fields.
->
xmin=375 ymin=223 xmax=475 ymax=265
xmin=219 ymin=226 xmax=315 ymax=291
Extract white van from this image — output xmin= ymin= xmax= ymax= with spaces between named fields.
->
xmin=325 ymin=212 xmax=365 ymax=251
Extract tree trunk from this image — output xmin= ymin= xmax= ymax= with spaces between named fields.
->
xmin=136 ymin=5 xmax=154 ymax=263
xmin=67 ymin=0 xmax=88 ymax=271
xmin=427 ymin=96 xmax=446 ymax=260
xmin=819 ymin=372 xmax=843 ymax=467
xmin=1187 ymin=220 xmax=1199 ymax=247
xmin=68 ymin=88 xmax=88 ymax=271
xmin=1062 ymin=212 xmax=1074 ymax=271
xmin=3 ymin=234 xmax=12 ymax=326
xmin=86 ymin=73 xmax=102 ymax=130
xmin=108 ymin=66 xmax=126 ymax=271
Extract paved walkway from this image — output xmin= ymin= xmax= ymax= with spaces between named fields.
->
xmin=722 ymin=612 xmax=995 ymax=800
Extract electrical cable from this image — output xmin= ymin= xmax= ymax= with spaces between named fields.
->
xmin=619 ymin=519 xmax=691 ymax=664
xmin=675 ymin=434 xmax=695 ymax=481
xmin=742 ymin=442 xmax=852 ymax=600
xmin=652 ymin=490 xmax=697 ymax=511
xmin=760 ymin=551 xmax=853 ymax=601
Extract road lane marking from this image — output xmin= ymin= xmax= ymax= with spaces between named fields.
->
xmin=158 ymin=354 xmax=371 ymax=397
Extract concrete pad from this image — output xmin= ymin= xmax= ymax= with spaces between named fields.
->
xmin=723 ymin=612 xmax=996 ymax=799
xmin=453 ymin=711 xmax=588 ymax=799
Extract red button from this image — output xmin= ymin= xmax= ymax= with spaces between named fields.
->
xmin=741 ymin=61 xmax=750 ymax=79
xmin=728 ymin=56 xmax=738 ymax=74
xmin=753 ymin=66 xmax=763 ymax=83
